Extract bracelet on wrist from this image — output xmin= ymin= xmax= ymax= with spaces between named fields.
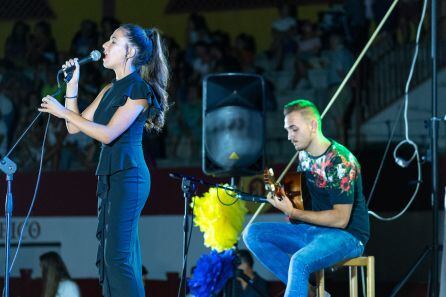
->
xmin=64 ymin=94 xmax=78 ymax=99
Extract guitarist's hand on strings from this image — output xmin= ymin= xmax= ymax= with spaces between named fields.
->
xmin=266 ymin=187 xmax=295 ymax=217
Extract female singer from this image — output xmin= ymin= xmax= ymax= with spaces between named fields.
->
xmin=39 ymin=23 xmax=169 ymax=297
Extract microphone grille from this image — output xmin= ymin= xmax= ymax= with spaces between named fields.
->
xmin=90 ymin=50 xmax=102 ymax=61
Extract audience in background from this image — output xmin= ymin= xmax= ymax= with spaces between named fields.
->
xmin=40 ymin=251 xmax=81 ymax=297
xmin=0 ymin=3 xmax=421 ymax=171
xmin=235 ymin=249 xmax=269 ymax=297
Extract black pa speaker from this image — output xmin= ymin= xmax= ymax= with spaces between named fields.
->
xmin=202 ymin=73 xmax=265 ymax=177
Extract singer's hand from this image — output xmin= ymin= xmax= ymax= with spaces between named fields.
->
xmin=62 ymin=58 xmax=80 ymax=85
xmin=39 ymin=96 xmax=68 ymax=119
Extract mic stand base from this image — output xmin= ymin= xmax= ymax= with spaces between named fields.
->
xmin=180 ymin=177 xmax=197 ymax=297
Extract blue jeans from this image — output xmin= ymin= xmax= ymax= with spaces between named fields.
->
xmin=243 ymin=222 xmax=364 ymax=297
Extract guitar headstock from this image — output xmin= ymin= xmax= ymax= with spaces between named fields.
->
xmin=264 ymin=168 xmax=277 ymax=195
xmin=263 ymin=169 xmax=305 ymax=210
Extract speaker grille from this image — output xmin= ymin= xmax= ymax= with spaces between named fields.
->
xmin=203 ymin=73 xmax=265 ymax=177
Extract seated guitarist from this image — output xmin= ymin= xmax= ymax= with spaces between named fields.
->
xmin=243 ymin=99 xmax=370 ymax=297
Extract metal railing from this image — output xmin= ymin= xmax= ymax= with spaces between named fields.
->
xmin=356 ymin=36 xmax=446 ymax=124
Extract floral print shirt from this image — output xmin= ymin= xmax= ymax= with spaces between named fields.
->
xmin=297 ymin=141 xmax=370 ymax=244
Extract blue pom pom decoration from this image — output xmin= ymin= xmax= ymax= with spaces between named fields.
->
xmin=188 ymin=250 xmax=236 ymax=297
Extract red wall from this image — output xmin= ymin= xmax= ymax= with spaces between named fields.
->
xmin=1 ymin=153 xmax=445 ymax=217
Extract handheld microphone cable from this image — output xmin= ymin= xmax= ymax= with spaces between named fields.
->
xmin=1 ymin=91 xmax=55 ymax=297
xmin=5 ymin=86 xmax=61 ymax=275
xmin=6 ymin=50 xmax=102 ymax=276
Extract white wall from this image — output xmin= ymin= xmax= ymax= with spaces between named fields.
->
xmin=1 ymin=211 xmax=444 ymax=283
xmin=0 ymin=214 xmax=285 ymax=280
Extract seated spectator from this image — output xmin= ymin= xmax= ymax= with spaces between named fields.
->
xmin=255 ymin=68 xmax=277 ymax=112
xmin=210 ymin=41 xmax=240 ymax=73
xmin=209 ymin=42 xmax=226 ymax=73
xmin=0 ymin=78 xmax=15 ymax=149
xmin=28 ymin=21 xmax=58 ymax=64
xmin=318 ymin=5 xmax=346 ymax=36
xmin=297 ymin=21 xmax=321 ymax=60
xmin=271 ymin=3 xmax=297 ymax=33
xmin=270 ymin=3 xmax=298 ymax=70
xmin=0 ymin=113 xmax=7 ymax=156
xmin=39 ymin=251 xmax=81 ymax=297
xmin=44 ymin=120 xmax=67 ymax=170
xmin=344 ymin=0 xmax=369 ymax=52
xmin=235 ymin=249 xmax=269 ymax=297
xmin=291 ymin=57 xmax=311 ymax=91
xmin=192 ymin=41 xmax=212 ymax=79
xmin=185 ymin=14 xmax=211 ymax=65
xmin=4 ymin=21 xmax=30 ymax=67
xmin=178 ymin=83 xmax=202 ymax=159
xmin=321 ymin=33 xmax=354 ymax=142
xmin=186 ymin=14 xmax=211 ymax=47
xmin=235 ymin=33 xmax=256 ymax=72
xmin=70 ymin=20 xmax=99 ymax=57
xmin=60 ymin=130 xmax=96 ymax=170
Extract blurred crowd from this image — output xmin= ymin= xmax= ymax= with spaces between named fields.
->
xmin=0 ymin=1 xmax=422 ymax=171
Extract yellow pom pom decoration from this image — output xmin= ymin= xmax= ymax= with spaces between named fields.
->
xmin=192 ymin=187 xmax=248 ymax=252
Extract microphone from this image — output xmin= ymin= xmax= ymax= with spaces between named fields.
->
xmin=58 ymin=50 xmax=102 ymax=75
xmin=235 ymin=193 xmax=268 ymax=203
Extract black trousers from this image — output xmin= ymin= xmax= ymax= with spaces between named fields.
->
xmin=96 ymin=166 xmax=150 ymax=297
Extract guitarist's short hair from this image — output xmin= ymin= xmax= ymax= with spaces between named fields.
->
xmin=283 ymin=99 xmax=321 ymax=128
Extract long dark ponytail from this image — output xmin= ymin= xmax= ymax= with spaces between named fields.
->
xmin=121 ymin=24 xmax=169 ymax=132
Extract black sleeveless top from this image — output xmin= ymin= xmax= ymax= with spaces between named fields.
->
xmin=93 ymin=71 xmax=156 ymax=176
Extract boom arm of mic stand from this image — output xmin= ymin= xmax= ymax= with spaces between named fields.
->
xmin=169 ymin=173 xmax=268 ymax=203
xmin=169 ymin=173 xmax=236 ymax=192
xmin=4 ymin=87 xmax=62 ymax=159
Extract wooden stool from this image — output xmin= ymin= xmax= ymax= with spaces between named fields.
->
xmin=315 ymin=256 xmax=375 ymax=297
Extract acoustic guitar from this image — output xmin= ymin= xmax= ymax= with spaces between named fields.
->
xmin=264 ymin=168 xmax=305 ymax=211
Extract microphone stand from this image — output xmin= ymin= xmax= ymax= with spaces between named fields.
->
xmin=180 ymin=177 xmax=196 ymax=297
xmin=0 ymin=85 xmax=62 ymax=297
xmin=169 ymin=173 xmax=267 ymax=297
xmin=169 ymin=173 xmax=268 ymax=203
xmin=0 ymin=157 xmax=16 ymax=297
xmin=0 ymin=57 xmax=97 ymax=296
